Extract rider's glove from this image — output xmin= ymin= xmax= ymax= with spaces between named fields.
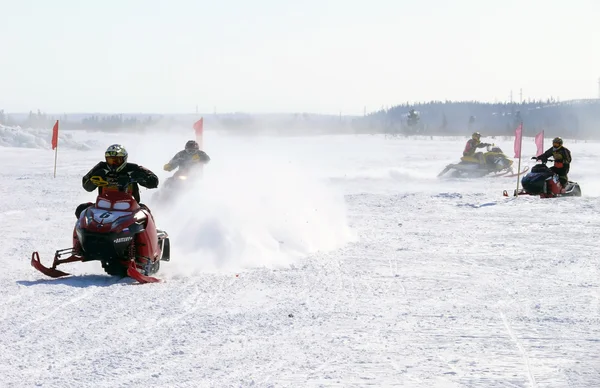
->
xmin=163 ymin=163 xmax=174 ymax=171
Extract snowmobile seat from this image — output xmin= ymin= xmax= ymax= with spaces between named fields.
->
xmin=460 ymin=156 xmax=479 ymax=163
xmin=521 ymin=170 xmax=553 ymax=194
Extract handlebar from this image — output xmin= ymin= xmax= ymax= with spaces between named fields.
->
xmin=531 ymin=157 xmax=554 ymax=164
xmin=92 ymin=174 xmax=139 ymax=191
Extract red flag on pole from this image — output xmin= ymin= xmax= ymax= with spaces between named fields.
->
xmin=193 ymin=118 xmax=203 ymax=137
xmin=51 ymin=120 xmax=59 ymax=150
xmin=193 ymin=117 xmax=204 ymax=150
xmin=534 ymin=130 xmax=544 ymax=156
xmin=51 ymin=120 xmax=59 ymax=178
xmin=513 ymin=122 xmax=523 ymax=158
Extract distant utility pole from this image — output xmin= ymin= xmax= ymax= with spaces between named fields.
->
xmin=519 ymin=88 xmax=523 ymax=104
xmin=597 ymin=77 xmax=600 ymax=99
xmin=195 ymin=105 xmax=198 ymax=115
xmin=363 ymin=106 xmax=366 ymax=116
xmin=510 ymin=90 xmax=513 ymax=104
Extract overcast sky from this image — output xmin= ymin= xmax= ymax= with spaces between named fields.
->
xmin=1 ymin=0 xmax=598 ymax=114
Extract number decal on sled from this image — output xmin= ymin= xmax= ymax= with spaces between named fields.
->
xmin=99 ymin=212 xmax=112 ymax=219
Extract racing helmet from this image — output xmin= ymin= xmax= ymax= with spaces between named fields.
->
xmin=185 ymin=140 xmax=199 ymax=154
xmin=472 ymin=132 xmax=481 ymax=141
xmin=552 ymin=137 xmax=563 ymax=148
xmin=105 ymin=144 xmax=128 ymax=172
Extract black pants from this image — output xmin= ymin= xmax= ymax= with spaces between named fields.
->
xmin=551 ymin=165 xmax=570 ymax=186
xmin=75 ymin=202 xmax=151 ymax=218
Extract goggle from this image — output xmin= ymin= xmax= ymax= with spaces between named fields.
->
xmin=185 ymin=148 xmax=196 ymax=154
xmin=553 ymin=142 xmax=561 ymax=147
xmin=106 ymin=155 xmax=125 ymax=166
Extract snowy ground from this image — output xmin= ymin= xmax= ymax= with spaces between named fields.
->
xmin=1 ymin=127 xmax=599 ymax=387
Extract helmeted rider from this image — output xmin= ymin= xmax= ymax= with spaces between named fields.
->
xmin=75 ymin=144 xmax=159 ymax=218
xmin=463 ymin=132 xmax=492 ymax=166
xmin=533 ymin=137 xmax=572 ymax=186
xmin=163 ymin=140 xmax=210 ymax=173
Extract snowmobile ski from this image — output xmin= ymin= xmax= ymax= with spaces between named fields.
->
xmin=502 ymin=166 xmax=530 ymax=177
xmin=31 ymin=251 xmax=73 ymax=278
xmin=31 ymin=251 xmax=162 ymax=284
xmin=126 ymin=261 xmax=161 ymax=284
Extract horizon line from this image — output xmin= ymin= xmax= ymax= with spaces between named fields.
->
xmin=4 ymin=98 xmax=599 ymax=117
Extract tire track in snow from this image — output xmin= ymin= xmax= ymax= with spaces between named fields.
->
xmin=500 ymin=310 xmax=538 ymax=388
xmin=2 ymin=285 xmax=108 ymax=382
xmin=0 ymin=295 xmax=23 ymax=322
xmin=18 ymin=287 xmax=99 ymax=330
xmin=114 ymin=275 xmax=240 ymax=387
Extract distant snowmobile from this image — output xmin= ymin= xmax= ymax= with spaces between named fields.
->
xmin=152 ymin=164 xmax=204 ymax=206
xmin=504 ymin=159 xmax=582 ymax=198
xmin=438 ymin=144 xmax=523 ymax=178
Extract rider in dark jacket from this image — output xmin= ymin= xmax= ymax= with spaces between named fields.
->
xmin=534 ymin=137 xmax=571 ymax=186
xmin=75 ymin=144 xmax=159 ymax=218
xmin=163 ymin=140 xmax=210 ymax=173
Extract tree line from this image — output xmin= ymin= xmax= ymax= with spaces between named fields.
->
xmin=1 ymin=99 xmax=599 ymax=138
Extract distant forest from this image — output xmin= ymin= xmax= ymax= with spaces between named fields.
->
xmin=360 ymin=99 xmax=600 ymax=138
xmin=1 ymin=99 xmax=599 ymax=138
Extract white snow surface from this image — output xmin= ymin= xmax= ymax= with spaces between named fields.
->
xmin=1 ymin=130 xmax=600 ymax=387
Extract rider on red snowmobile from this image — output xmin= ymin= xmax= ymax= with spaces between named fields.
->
xmin=163 ymin=140 xmax=210 ymax=173
xmin=533 ymin=137 xmax=571 ymax=186
xmin=75 ymin=144 xmax=159 ymax=218
xmin=463 ymin=132 xmax=493 ymax=166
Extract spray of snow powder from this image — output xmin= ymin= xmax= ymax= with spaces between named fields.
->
xmin=127 ymin=130 xmax=356 ymax=277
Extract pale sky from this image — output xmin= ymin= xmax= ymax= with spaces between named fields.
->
xmin=1 ymin=0 xmax=599 ymax=114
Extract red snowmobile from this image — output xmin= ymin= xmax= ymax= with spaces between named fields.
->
xmin=503 ymin=159 xmax=582 ymax=198
xmin=31 ymin=180 xmax=170 ymax=284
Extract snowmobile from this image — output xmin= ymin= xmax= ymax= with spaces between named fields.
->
xmin=31 ymin=179 xmax=171 ymax=284
xmin=503 ymin=159 xmax=582 ymax=198
xmin=152 ymin=164 xmax=204 ymax=205
xmin=438 ymin=144 xmax=521 ymax=178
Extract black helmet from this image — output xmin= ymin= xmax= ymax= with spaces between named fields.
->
xmin=552 ymin=137 xmax=563 ymax=146
xmin=185 ymin=140 xmax=199 ymax=154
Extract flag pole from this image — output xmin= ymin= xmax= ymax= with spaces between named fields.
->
xmin=53 ymin=143 xmax=58 ymax=178
xmin=515 ymin=120 xmax=524 ymax=196
xmin=51 ymin=120 xmax=59 ymax=178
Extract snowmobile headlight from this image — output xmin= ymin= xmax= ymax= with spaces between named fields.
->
xmin=177 ymin=175 xmax=188 ymax=180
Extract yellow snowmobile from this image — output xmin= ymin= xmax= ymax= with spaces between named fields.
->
xmin=438 ymin=144 xmax=521 ymax=178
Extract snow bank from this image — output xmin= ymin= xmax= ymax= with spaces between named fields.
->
xmin=0 ymin=124 xmax=101 ymax=150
